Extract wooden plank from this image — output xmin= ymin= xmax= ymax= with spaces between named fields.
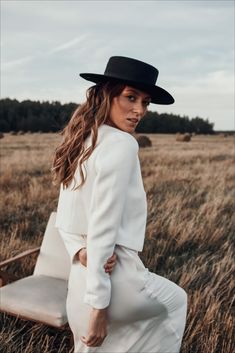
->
xmin=0 ymin=247 xmax=40 ymax=268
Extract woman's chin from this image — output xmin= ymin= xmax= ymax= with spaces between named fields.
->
xmin=123 ymin=121 xmax=136 ymax=133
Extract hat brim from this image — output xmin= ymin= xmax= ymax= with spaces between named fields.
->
xmin=79 ymin=73 xmax=174 ymax=105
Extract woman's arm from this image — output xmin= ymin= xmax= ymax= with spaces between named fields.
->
xmin=80 ymin=135 xmax=138 ymax=347
xmin=84 ymin=135 xmax=138 ymax=310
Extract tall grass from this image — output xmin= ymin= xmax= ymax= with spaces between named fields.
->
xmin=0 ymin=132 xmax=234 ymax=353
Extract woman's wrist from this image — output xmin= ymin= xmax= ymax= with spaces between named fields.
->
xmin=75 ymin=247 xmax=86 ymax=261
xmin=92 ymin=307 xmax=108 ymax=315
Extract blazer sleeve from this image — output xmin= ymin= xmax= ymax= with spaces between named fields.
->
xmin=58 ymin=231 xmax=86 ymax=265
xmin=83 ymin=136 xmax=138 ymax=309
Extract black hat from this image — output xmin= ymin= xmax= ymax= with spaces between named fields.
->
xmin=79 ymin=56 xmax=174 ymax=105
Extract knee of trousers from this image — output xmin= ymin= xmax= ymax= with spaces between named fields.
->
xmin=173 ymin=285 xmax=188 ymax=308
xmin=178 ymin=287 xmax=188 ymax=312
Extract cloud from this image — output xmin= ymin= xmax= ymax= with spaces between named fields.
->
xmin=1 ymin=33 xmax=91 ymax=73
xmin=171 ymin=70 xmax=234 ymax=93
xmin=1 ymin=55 xmax=35 ymax=71
xmin=48 ymin=34 xmax=89 ymax=54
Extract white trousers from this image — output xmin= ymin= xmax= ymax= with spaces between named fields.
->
xmin=63 ymin=235 xmax=187 ymax=353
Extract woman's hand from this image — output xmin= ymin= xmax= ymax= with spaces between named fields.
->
xmin=80 ymin=308 xmax=108 ymax=347
xmin=76 ymin=247 xmax=87 ymax=266
xmin=76 ymin=248 xmax=117 ymax=275
xmin=103 ymin=252 xmax=117 ymax=274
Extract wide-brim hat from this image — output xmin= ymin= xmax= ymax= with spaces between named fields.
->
xmin=79 ymin=56 xmax=174 ymax=105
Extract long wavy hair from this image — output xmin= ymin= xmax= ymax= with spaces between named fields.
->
xmin=51 ymin=81 xmax=126 ymax=191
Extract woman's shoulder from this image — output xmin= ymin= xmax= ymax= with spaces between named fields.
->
xmin=93 ymin=125 xmax=139 ymax=171
xmin=98 ymin=124 xmax=139 ymax=151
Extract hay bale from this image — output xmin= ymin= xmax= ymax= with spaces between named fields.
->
xmin=218 ymin=133 xmax=229 ymax=137
xmin=0 ymin=132 xmax=4 ymax=139
xmin=176 ymin=133 xmax=191 ymax=142
xmin=135 ymin=135 xmax=152 ymax=148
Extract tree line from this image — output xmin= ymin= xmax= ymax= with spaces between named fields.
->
xmin=0 ymin=98 xmax=214 ymax=134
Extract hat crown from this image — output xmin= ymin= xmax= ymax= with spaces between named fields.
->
xmin=104 ymin=56 xmax=159 ymax=85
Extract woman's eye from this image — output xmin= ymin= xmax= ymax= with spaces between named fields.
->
xmin=127 ymin=95 xmax=135 ymax=101
xmin=126 ymin=95 xmax=150 ymax=107
xmin=143 ymin=101 xmax=150 ymax=107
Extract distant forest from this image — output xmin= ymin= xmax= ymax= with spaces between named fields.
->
xmin=0 ymin=98 xmax=215 ymax=134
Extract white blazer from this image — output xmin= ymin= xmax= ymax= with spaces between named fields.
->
xmin=55 ymin=124 xmax=147 ymax=309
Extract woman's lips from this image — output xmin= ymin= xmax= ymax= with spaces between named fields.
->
xmin=127 ymin=118 xmax=139 ymax=124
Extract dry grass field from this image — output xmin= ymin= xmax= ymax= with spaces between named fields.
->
xmin=0 ymin=132 xmax=234 ymax=353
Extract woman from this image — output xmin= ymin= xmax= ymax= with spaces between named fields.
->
xmin=52 ymin=56 xmax=187 ymax=352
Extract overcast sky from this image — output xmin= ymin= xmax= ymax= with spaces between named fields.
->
xmin=1 ymin=0 xmax=234 ymax=130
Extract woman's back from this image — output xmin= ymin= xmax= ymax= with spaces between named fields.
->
xmin=55 ymin=123 xmax=147 ymax=252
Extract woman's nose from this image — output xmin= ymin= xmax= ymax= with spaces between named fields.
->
xmin=133 ymin=102 xmax=145 ymax=118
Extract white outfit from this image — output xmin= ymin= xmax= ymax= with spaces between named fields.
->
xmin=55 ymin=124 xmax=187 ymax=352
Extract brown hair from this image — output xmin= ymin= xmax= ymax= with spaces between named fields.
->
xmin=51 ymin=81 xmax=126 ymax=191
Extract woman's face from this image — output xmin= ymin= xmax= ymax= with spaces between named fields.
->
xmin=107 ymin=85 xmax=151 ymax=133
